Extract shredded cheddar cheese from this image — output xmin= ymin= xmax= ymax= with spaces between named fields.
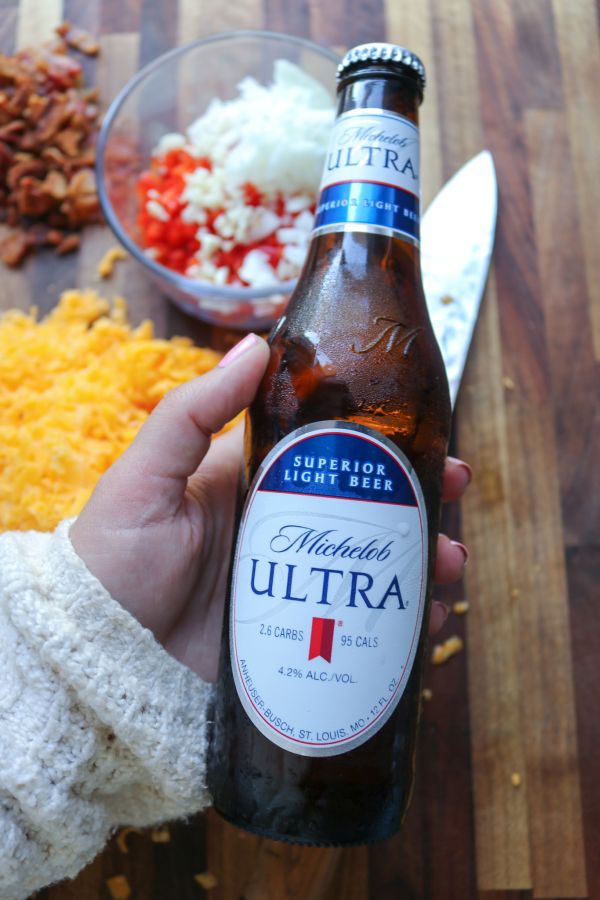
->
xmin=431 ymin=635 xmax=464 ymax=665
xmin=106 ymin=875 xmax=132 ymax=900
xmin=452 ymin=600 xmax=470 ymax=615
xmin=97 ymin=245 xmax=128 ymax=278
xmin=115 ymin=827 xmax=143 ymax=853
xmin=194 ymin=872 xmax=218 ymax=889
xmin=0 ymin=290 xmax=226 ymax=532
xmin=150 ymin=827 xmax=171 ymax=843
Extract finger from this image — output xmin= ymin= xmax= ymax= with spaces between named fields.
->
xmin=434 ymin=533 xmax=468 ymax=583
xmin=188 ymin=419 xmax=244 ymax=496
xmin=442 ymin=456 xmax=472 ymax=502
xmin=113 ymin=333 xmax=269 ymax=509
xmin=428 ymin=600 xmax=449 ymax=635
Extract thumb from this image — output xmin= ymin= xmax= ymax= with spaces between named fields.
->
xmin=111 ymin=332 xmax=270 ymax=511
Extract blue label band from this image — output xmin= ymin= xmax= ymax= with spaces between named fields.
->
xmin=258 ymin=430 xmax=418 ymax=506
xmin=313 ymin=182 xmax=420 ymax=243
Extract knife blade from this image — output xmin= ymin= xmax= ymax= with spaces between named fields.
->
xmin=421 ymin=150 xmax=498 ymax=406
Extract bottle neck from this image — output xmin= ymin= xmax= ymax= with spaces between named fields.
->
xmin=337 ymin=70 xmax=422 ymax=123
xmin=313 ymin=73 xmax=422 ymax=248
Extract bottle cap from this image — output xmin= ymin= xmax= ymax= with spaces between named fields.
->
xmin=337 ymin=42 xmax=426 ymax=93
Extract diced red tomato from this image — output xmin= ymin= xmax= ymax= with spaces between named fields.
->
xmin=242 ymin=182 xmax=263 ymax=207
xmin=137 ymin=148 xmax=306 ymax=283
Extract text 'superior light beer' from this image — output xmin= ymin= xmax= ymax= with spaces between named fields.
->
xmin=208 ymin=42 xmax=452 ymax=846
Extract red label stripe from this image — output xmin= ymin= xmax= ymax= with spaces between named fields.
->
xmin=308 ymin=617 xmax=335 ymax=663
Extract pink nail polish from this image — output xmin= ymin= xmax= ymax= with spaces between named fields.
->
xmin=448 ymin=456 xmax=473 ymax=485
xmin=433 ymin=600 xmax=449 ymax=623
xmin=218 ymin=333 xmax=259 ymax=368
xmin=451 ymin=540 xmax=469 ymax=565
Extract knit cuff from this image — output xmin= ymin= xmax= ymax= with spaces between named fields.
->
xmin=15 ymin=519 xmax=213 ymax=815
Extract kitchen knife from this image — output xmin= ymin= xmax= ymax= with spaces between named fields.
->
xmin=421 ymin=150 xmax=498 ymax=406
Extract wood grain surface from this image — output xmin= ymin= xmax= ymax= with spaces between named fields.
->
xmin=1 ymin=1 xmax=598 ymax=898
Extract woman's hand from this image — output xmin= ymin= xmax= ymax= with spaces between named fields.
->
xmin=71 ymin=333 xmax=471 ymax=682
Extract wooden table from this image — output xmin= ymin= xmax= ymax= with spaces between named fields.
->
xmin=2 ymin=0 xmax=597 ymax=897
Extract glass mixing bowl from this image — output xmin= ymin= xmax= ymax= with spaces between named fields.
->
xmin=96 ymin=30 xmax=339 ymax=330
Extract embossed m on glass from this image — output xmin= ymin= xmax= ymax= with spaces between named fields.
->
xmin=352 ymin=317 xmax=423 ymax=356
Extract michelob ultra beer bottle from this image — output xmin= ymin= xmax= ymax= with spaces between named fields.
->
xmin=208 ymin=42 xmax=451 ymax=845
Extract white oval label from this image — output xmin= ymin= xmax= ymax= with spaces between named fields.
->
xmin=230 ymin=421 xmax=427 ymax=757
xmin=313 ymin=108 xmax=420 ymax=243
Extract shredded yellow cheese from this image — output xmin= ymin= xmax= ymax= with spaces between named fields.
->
xmin=150 ymin=826 xmax=171 ymax=843
xmin=115 ymin=827 xmax=143 ymax=853
xmin=452 ymin=600 xmax=470 ymax=615
xmin=194 ymin=872 xmax=218 ymax=889
xmin=431 ymin=635 xmax=464 ymax=665
xmin=106 ymin=875 xmax=131 ymax=900
xmin=0 ymin=290 xmax=226 ymax=532
xmin=98 ymin=245 xmax=128 ymax=278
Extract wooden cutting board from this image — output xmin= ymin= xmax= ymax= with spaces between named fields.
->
xmin=2 ymin=1 xmax=598 ymax=898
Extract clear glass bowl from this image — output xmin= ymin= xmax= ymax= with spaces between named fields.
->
xmin=96 ymin=30 xmax=339 ymax=330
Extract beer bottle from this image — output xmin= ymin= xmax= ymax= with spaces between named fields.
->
xmin=208 ymin=42 xmax=451 ymax=846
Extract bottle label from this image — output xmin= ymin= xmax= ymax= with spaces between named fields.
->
xmin=313 ymin=108 xmax=420 ymax=244
xmin=230 ymin=421 xmax=428 ymax=757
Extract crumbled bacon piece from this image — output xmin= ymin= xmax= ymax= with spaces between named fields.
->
xmin=53 ymin=126 xmax=82 ymax=156
xmin=45 ymin=227 xmax=64 ymax=245
xmin=55 ymin=22 xmax=100 ymax=57
xmin=0 ymin=230 xmax=32 ymax=266
xmin=6 ymin=157 xmax=46 ymax=188
xmin=41 ymin=169 xmax=68 ymax=199
xmin=56 ymin=233 xmax=80 ymax=254
xmin=0 ymin=25 xmax=101 ymax=266
xmin=0 ymin=120 xmax=25 ymax=143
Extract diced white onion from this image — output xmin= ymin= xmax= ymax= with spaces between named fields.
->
xmin=146 ymin=199 xmax=169 ymax=222
xmin=156 ymin=132 xmax=187 ymax=153
xmin=276 ymin=227 xmax=308 ymax=246
xmin=282 ymin=244 xmax=307 ymax=267
xmin=149 ymin=61 xmax=332 ymax=288
xmin=239 ymin=250 xmax=279 ymax=287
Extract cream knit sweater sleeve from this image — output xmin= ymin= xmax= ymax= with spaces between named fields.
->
xmin=0 ymin=519 xmax=213 ymax=900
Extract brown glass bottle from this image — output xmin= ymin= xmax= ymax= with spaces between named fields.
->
xmin=208 ymin=43 xmax=451 ymax=846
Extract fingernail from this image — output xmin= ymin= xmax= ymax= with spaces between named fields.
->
xmin=218 ymin=333 xmax=260 ymax=368
xmin=448 ymin=456 xmax=473 ymax=486
xmin=433 ymin=600 xmax=450 ymax=623
xmin=451 ymin=541 xmax=469 ymax=566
